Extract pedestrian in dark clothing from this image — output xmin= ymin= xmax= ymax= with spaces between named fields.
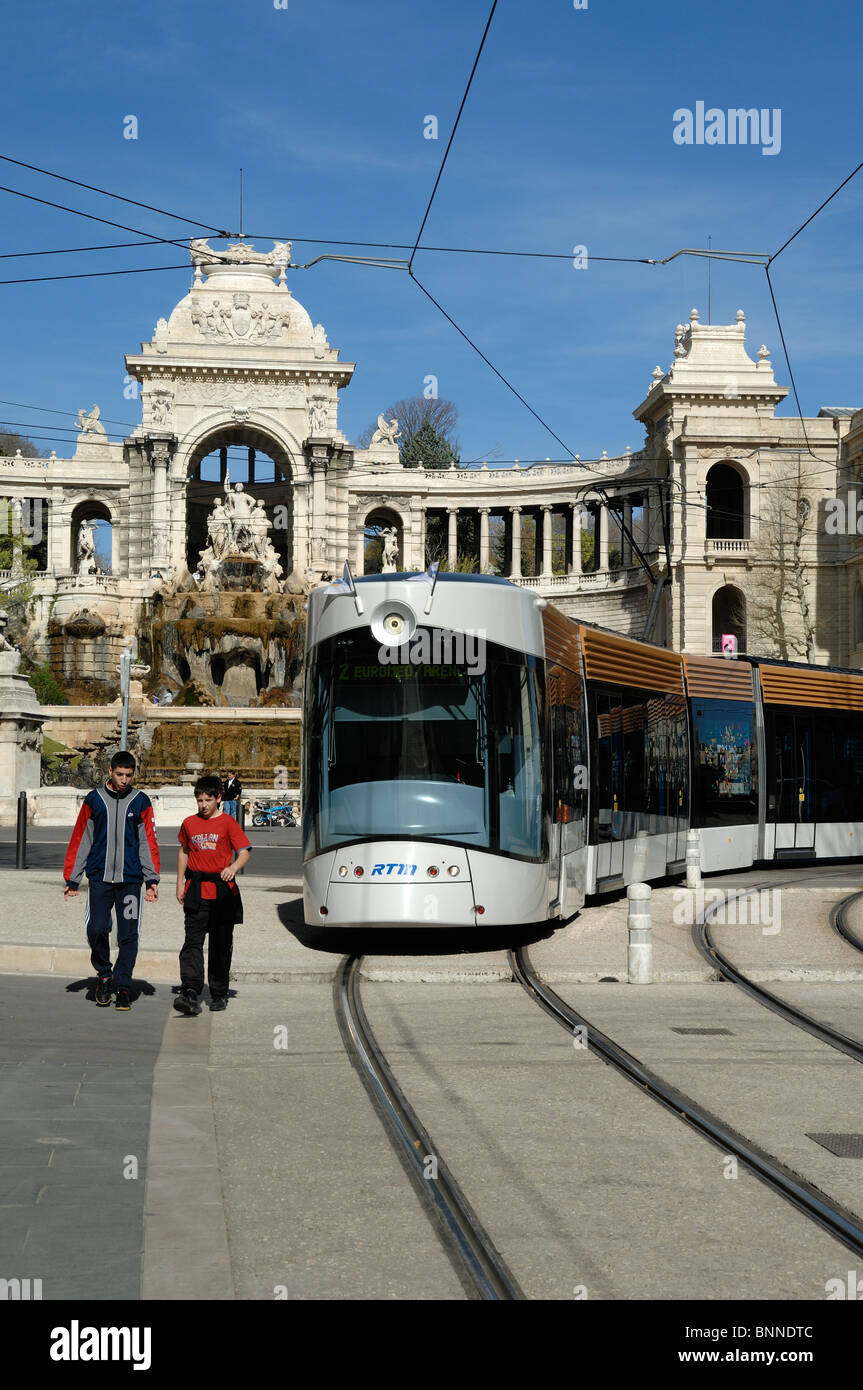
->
xmin=220 ymin=770 xmax=242 ymax=820
xmin=63 ymin=750 xmax=160 ymax=1011
xmin=174 ymin=775 xmax=251 ymax=1016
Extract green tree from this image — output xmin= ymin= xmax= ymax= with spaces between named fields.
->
xmin=400 ymin=418 xmax=459 ymax=470
xmin=356 ymin=396 xmax=460 ymax=469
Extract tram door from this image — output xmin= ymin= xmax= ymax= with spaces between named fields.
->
xmin=774 ymin=713 xmax=816 ymax=852
xmin=665 ymin=696 xmax=689 ymax=868
xmin=594 ymin=691 xmax=624 ymax=881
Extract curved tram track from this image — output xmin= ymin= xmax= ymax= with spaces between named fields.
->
xmin=335 ymin=873 xmax=863 ymax=1297
xmin=334 ymin=954 xmax=524 ymax=1301
xmin=511 ymin=869 xmax=863 ymax=1265
xmin=695 ymin=879 xmax=863 ymax=1063
xmin=832 ymin=889 xmax=863 ymax=955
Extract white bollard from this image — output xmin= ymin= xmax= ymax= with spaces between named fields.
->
xmin=685 ymin=827 xmax=701 ymax=888
xmin=627 ymin=882 xmax=653 ymax=984
xmin=631 ymin=829 xmax=649 ymax=884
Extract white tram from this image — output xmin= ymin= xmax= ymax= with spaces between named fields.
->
xmin=302 ymin=571 xmax=863 ymax=929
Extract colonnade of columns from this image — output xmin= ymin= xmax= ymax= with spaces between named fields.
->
xmin=424 ymin=497 xmax=648 ymax=577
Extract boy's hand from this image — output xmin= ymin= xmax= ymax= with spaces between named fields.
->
xmin=220 ymin=865 xmax=237 ymax=882
xmin=176 ymin=886 xmax=185 ymax=904
xmin=145 ymin=884 xmax=158 ymax=903
xmin=63 ymin=885 xmax=78 ymax=899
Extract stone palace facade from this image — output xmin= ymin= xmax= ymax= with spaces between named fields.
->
xmin=2 ymin=238 xmax=863 ymax=680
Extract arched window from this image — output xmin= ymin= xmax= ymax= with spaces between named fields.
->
xmin=706 ymin=463 xmax=746 ymax=539
xmin=363 ymin=509 xmax=401 ymax=574
xmin=71 ymin=501 xmax=113 ymax=576
xmin=185 ymin=428 xmax=292 ymax=576
xmin=712 ymin=585 xmax=746 ymax=653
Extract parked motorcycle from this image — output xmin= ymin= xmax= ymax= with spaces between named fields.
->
xmin=251 ymin=799 xmax=297 ymax=828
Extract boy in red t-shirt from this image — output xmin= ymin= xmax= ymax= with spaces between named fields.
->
xmin=174 ymin=775 xmax=251 ymax=1016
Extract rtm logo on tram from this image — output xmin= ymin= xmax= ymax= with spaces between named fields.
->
xmin=371 ymin=863 xmax=417 ymax=876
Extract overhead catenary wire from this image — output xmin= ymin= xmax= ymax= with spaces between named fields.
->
xmin=0 ymin=153 xmax=229 ymax=235
xmin=1 ymin=133 xmax=861 ymax=502
xmin=408 ymin=0 xmax=499 ymax=272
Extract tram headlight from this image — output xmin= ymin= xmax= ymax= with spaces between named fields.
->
xmin=338 ymin=866 xmax=348 ymax=877
xmin=371 ymin=600 xmax=416 ymax=647
xmin=447 ymin=865 xmax=460 ymax=877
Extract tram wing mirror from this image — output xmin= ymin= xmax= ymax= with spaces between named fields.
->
xmin=405 ymin=560 xmax=440 ymax=614
xmin=325 ymin=561 xmax=364 ymax=615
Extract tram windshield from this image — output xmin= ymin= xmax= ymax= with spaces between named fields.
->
xmin=304 ymin=630 xmax=545 ymax=860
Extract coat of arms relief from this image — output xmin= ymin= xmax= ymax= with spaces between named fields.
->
xmin=190 ymin=294 xmax=293 ymax=343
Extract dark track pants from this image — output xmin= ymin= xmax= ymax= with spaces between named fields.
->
xmin=86 ymin=880 xmax=145 ymax=990
xmin=179 ymin=902 xmax=234 ymax=998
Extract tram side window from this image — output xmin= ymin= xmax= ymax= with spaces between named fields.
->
xmin=812 ymin=710 xmax=863 ymax=821
xmin=691 ymin=698 xmax=757 ymax=827
xmin=593 ymin=689 xmax=623 ymax=841
xmin=492 ymin=658 xmax=545 ymax=859
xmin=622 ymin=695 xmax=647 ymax=834
xmin=548 ymin=665 xmax=588 ymax=852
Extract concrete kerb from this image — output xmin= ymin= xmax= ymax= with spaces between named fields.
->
xmin=1 ymin=872 xmax=862 ymax=985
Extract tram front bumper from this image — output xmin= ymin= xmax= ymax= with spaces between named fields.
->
xmin=323 ymin=881 xmax=478 ymax=928
xmin=305 ymin=844 xmax=479 ymax=927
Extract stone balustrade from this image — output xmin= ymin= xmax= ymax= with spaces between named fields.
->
xmin=704 ymin=538 xmax=751 ymax=558
xmin=512 ymin=565 xmax=647 ymax=593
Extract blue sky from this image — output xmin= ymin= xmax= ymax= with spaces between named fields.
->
xmin=2 ymin=0 xmax=862 ymax=464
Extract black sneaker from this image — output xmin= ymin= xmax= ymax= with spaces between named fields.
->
xmin=173 ymin=990 xmax=201 ymax=1017
xmin=209 ymin=996 xmax=227 ymax=1012
xmin=95 ymin=975 xmax=113 ymax=1007
xmin=115 ymin=988 xmax=131 ymax=1011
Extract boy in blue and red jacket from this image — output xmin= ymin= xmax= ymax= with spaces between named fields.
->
xmin=63 ymin=750 xmax=160 ymax=1011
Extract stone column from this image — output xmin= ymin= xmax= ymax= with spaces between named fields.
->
xmin=447 ymin=507 xmax=458 ymax=568
xmin=419 ymin=507 xmax=428 ymax=571
xmin=0 ymin=649 xmax=46 ymax=815
xmin=569 ymin=504 xmax=582 ymax=576
xmin=541 ymin=505 xmax=553 ymax=577
xmin=623 ymin=499 xmax=633 ymax=566
xmin=294 ymin=477 xmax=311 ymax=571
xmin=50 ymin=486 xmax=70 ymax=574
xmin=479 ymin=508 xmax=490 ymax=572
xmin=599 ymin=501 xmax=610 ymax=570
xmin=308 ymin=447 xmax=330 ymax=572
xmin=510 ymin=506 xmax=522 ymax=577
xmin=150 ymin=439 xmax=171 ymax=570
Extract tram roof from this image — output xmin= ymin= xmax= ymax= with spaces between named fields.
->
xmin=352 ymin=572 xmax=514 ymax=587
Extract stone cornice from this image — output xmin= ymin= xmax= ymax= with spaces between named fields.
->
xmin=124 ymin=358 xmax=355 ymax=382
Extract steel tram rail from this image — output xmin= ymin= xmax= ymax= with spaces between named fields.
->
xmin=694 ymin=883 xmax=863 ymax=1063
xmin=333 ymin=953 xmax=524 ymax=1301
xmin=831 ymin=889 xmax=863 ymax=954
xmin=509 ymin=943 xmax=863 ymax=1261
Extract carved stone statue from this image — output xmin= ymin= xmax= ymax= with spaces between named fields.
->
xmin=309 ymin=401 xmax=328 ymax=435
xmin=0 ymin=608 xmax=16 ymax=652
xmin=371 ymin=414 xmax=400 ymax=447
xmin=312 ymin=324 xmax=328 ymax=359
xmin=188 ymin=238 xmax=292 ymax=268
xmin=250 ymin=499 xmax=269 ymax=558
xmin=193 ymin=482 xmax=283 ymax=592
xmin=207 ymin=498 xmax=230 ymax=559
xmin=77 ymin=519 xmax=97 ymax=576
xmin=150 ymin=391 xmax=173 ymax=426
xmin=75 ymin=406 xmax=107 ymax=439
xmin=380 ymin=526 xmax=399 ymax=573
